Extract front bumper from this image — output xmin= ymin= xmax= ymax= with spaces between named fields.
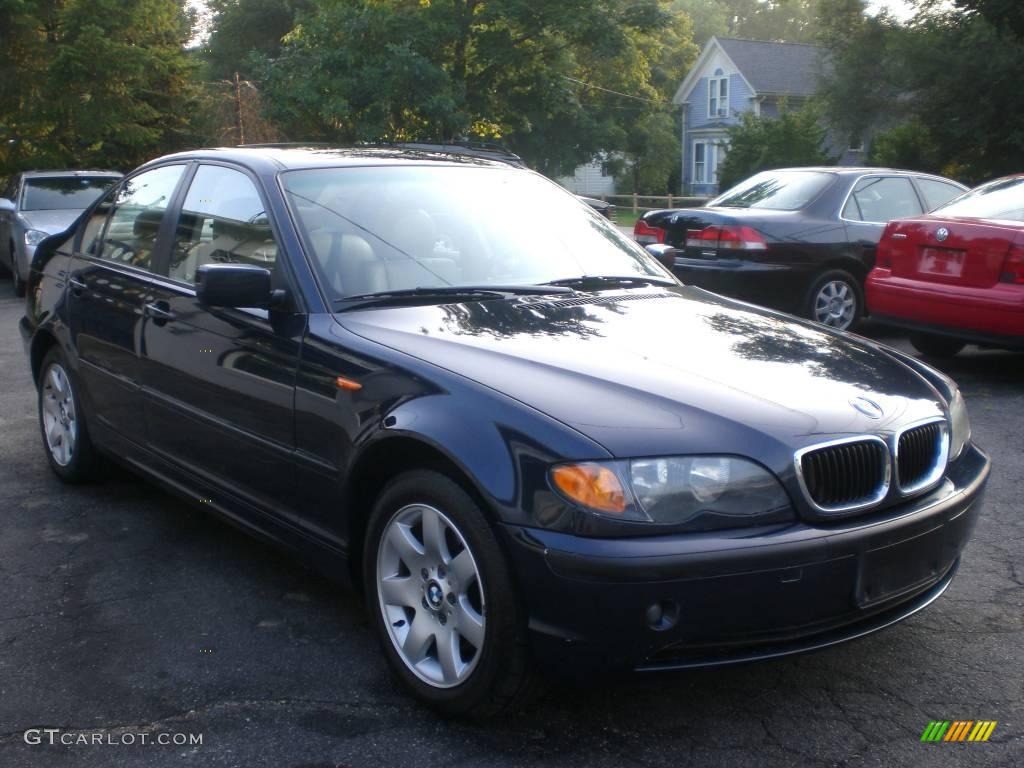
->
xmin=502 ymin=443 xmax=989 ymax=673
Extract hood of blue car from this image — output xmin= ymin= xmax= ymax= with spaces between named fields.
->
xmin=338 ymin=286 xmax=945 ymax=459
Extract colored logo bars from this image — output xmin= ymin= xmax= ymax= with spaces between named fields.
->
xmin=921 ymin=721 xmax=997 ymax=742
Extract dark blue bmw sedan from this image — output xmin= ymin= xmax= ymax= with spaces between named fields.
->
xmin=20 ymin=147 xmax=989 ymax=716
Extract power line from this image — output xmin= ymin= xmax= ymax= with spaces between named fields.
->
xmin=560 ymin=75 xmax=670 ymax=105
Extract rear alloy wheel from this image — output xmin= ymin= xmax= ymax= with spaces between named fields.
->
xmin=38 ymin=348 xmax=103 ymax=483
xmin=364 ymin=470 xmax=536 ymax=717
xmin=910 ymin=333 xmax=966 ymax=358
xmin=806 ymin=269 xmax=863 ymax=331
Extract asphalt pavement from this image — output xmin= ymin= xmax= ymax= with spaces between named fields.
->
xmin=0 ymin=273 xmax=1020 ymax=768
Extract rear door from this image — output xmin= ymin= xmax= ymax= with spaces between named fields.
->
xmin=140 ymin=163 xmax=304 ymax=520
xmin=65 ymin=164 xmax=188 ymax=443
xmin=842 ymin=175 xmax=926 ymax=264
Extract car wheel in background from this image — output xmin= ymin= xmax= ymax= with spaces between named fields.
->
xmin=38 ymin=348 xmax=104 ymax=483
xmin=910 ymin=333 xmax=966 ymax=358
xmin=805 ymin=269 xmax=863 ymax=331
xmin=364 ymin=469 xmax=536 ymax=717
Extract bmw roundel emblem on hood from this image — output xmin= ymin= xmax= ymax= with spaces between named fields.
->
xmin=936 ymin=227 xmax=949 ymax=242
xmin=850 ymin=396 xmax=884 ymax=419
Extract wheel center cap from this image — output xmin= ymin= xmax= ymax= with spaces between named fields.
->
xmin=426 ymin=580 xmax=444 ymax=609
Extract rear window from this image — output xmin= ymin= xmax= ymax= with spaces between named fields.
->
xmin=22 ymin=176 xmax=118 ymax=211
xmin=710 ymin=171 xmax=834 ymax=211
xmin=933 ymin=177 xmax=1024 ymax=222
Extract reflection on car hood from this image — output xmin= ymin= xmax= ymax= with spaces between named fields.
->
xmin=18 ymin=209 xmax=83 ymax=234
xmin=338 ymin=286 xmax=944 ymax=459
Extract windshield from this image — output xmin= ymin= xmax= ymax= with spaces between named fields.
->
xmin=710 ymin=170 xmax=834 ymax=211
xmin=933 ymin=176 xmax=1024 ymax=222
xmin=22 ymin=176 xmax=118 ymax=211
xmin=281 ymin=165 xmax=667 ymax=301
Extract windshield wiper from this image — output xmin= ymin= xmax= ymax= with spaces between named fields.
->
xmin=543 ymin=275 xmax=677 ymax=290
xmin=334 ymin=284 xmax=572 ymax=312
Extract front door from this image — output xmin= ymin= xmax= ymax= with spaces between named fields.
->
xmin=65 ymin=164 xmax=187 ymax=444
xmin=141 ymin=163 xmax=303 ymax=519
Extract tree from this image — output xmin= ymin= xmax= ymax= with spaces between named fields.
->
xmin=256 ymin=0 xmax=697 ymax=177
xmin=0 ymin=0 xmax=199 ymax=174
xmin=820 ymin=3 xmax=1024 ymax=183
xmin=203 ymin=0 xmax=312 ymax=80
xmin=672 ymin=0 xmax=821 ymax=44
xmin=716 ymin=104 xmax=831 ymax=189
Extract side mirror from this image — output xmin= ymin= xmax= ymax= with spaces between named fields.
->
xmin=195 ymin=263 xmax=281 ymax=309
xmin=0 ymin=198 xmax=15 ymax=213
xmin=644 ymin=243 xmax=677 ymax=272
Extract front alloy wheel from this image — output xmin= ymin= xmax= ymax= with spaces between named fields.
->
xmin=364 ymin=470 xmax=536 ymax=716
xmin=41 ymin=362 xmax=78 ymax=467
xmin=376 ymin=503 xmax=486 ymax=688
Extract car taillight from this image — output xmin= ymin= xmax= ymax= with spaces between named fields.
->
xmin=634 ymin=218 xmax=665 ymax=244
xmin=1000 ymin=244 xmax=1024 ymax=284
xmin=685 ymin=225 xmax=767 ymax=252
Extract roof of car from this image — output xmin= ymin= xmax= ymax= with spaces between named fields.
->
xmin=19 ymin=169 xmax=123 ymax=178
xmin=754 ymin=167 xmax=966 ymax=184
xmin=152 ymin=146 xmax=519 ymax=173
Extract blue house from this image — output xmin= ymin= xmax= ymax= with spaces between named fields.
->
xmin=672 ymin=37 xmax=851 ymax=196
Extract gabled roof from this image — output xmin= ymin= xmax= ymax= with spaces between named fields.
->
xmin=673 ymin=36 xmax=826 ymax=105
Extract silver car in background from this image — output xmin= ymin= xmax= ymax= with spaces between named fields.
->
xmin=0 ymin=170 xmax=121 ymax=295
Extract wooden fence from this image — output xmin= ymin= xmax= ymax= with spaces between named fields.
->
xmin=598 ymin=194 xmax=710 ymax=213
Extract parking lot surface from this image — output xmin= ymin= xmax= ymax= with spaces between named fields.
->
xmin=0 ymin=274 xmax=1020 ymax=768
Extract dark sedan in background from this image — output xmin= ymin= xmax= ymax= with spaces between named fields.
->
xmin=21 ymin=147 xmax=988 ymax=717
xmin=867 ymin=174 xmax=1024 ymax=356
xmin=635 ymin=168 xmax=966 ymax=330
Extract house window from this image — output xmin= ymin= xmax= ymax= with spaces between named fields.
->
xmin=708 ymin=76 xmax=729 ymax=118
xmin=693 ymin=142 xmax=707 ymax=184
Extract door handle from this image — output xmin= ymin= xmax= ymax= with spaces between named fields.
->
xmin=69 ymin=275 xmax=87 ymax=297
xmin=143 ymin=301 xmax=177 ymax=325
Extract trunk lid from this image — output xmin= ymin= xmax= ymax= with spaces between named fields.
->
xmin=884 ymin=216 xmax=1023 ymax=288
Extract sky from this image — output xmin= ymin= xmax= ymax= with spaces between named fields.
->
xmin=867 ymin=0 xmax=918 ymax=20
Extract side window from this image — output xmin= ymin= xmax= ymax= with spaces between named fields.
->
xmin=168 ymin=165 xmax=277 ymax=284
xmin=917 ymin=178 xmax=964 ymax=211
xmin=843 ymin=176 xmax=924 ymax=224
xmin=98 ymin=165 xmax=185 ymax=270
xmin=79 ymin=189 xmax=118 ymax=255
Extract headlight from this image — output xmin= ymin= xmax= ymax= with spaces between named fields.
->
xmin=551 ymin=456 xmax=793 ymax=531
xmin=949 ymin=387 xmax=971 ymax=460
xmin=24 ymin=229 xmax=48 ymax=247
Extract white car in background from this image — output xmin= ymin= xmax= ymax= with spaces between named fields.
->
xmin=0 ymin=170 xmax=121 ymax=295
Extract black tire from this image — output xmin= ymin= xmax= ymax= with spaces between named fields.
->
xmin=910 ymin=333 xmax=966 ymax=358
xmin=37 ymin=347 xmax=105 ymax=483
xmin=363 ymin=469 xmax=537 ymax=717
xmin=803 ymin=269 xmax=864 ymax=331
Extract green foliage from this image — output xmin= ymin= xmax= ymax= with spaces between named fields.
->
xmin=866 ymin=122 xmax=947 ymax=176
xmin=204 ymin=0 xmax=311 ymax=80
xmin=672 ymin=0 xmax=822 ymax=44
xmin=0 ymin=0 xmax=199 ymax=175
xmin=716 ymin=104 xmax=831 ymax=189
xmin=256 ymin=0 xmax=698 ymax=181
xmin=821 ymin=4 xmax=1024 ymax=183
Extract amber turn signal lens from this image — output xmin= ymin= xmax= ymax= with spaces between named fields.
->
xmin=551 ymin=463 xmax=627 ymax=514
xmin=335 ymin=376 xmax=362 ymax=391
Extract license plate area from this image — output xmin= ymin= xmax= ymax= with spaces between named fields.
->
xmin=856 ymin=526 xmax=944 ymax=608
xmin=917 ymin=247 xmax=965 ymax=278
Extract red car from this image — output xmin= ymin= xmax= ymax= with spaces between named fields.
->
xmin=866 ymin=175 xmax=1024 ymax=356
